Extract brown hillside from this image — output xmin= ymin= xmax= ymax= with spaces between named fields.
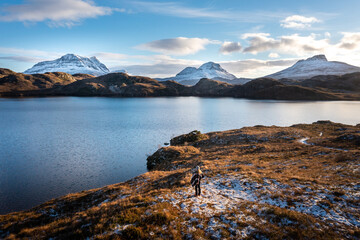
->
xmin=0 ymin=71 xmax=76 ymax=94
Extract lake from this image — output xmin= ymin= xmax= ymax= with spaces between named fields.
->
xmin=0 ymin=97 xmax=359 ymax=214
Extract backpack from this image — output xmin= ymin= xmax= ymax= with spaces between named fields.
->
xmin=191 ymin=174 xmax=201 ymax=186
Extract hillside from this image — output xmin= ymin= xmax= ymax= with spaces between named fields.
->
xmin=291 ymin=72 xmax=360 ymax=93
xmin=1 ymin=121 xmax=359 ymax=239
xmin=0 ymin=68 xmax=77 ymax=95
xmin=56 ymin=72 xmax=177 ymax=97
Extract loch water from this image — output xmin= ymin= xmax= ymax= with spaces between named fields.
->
xmin=0 ymin=97 xmax=359 ymax=214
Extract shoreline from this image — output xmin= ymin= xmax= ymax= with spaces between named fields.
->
xmin=1 ymin=121 xmax=359 ymax=239
xmin=2 ymin=95 xmax=360 ymax=102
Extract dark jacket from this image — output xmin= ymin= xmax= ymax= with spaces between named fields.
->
xmin=191 ymin=173 xmax=204 ymax=186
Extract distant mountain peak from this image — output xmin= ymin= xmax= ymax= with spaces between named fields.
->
xmin=24 ymin=54 xmax=110 ymax=76
xmin=298 ymin=54 xmax=328 ymax=63
xmin=176 ymin=67 xmax=197 ymax=76
xmin=62 ymin=53 xmax=78 ymax=58
xmin=165 ymin=61 xmax=236 ymax=85
xmin=60 ymin=54 xmax=82 ymax=61
xmin=198 ymin=61 xmax=222 ymax=70
xmin=266 ymin=54 xmax=360 ymax=80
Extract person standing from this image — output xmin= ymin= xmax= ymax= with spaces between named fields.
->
xmin=191 ymin=166 xmax=204 ymax=197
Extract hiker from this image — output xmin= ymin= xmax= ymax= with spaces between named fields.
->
xmin=191 ymin=166 xmax=204 ymax=197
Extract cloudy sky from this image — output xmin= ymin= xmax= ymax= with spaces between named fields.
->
xmin=1 ymin=0 xmax=360 ymax=78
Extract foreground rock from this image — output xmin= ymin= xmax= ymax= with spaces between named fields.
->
xmin=1 ymin=121 xmax=359 ymax=239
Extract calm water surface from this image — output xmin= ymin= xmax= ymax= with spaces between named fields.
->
xmin=0 ymin=97 xmax=359 ymax=214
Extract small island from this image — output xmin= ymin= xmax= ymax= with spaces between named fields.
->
xmin=1 ymin=121 xmax=359 ymax=239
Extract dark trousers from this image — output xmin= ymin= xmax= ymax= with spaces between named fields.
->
xmin=195 ymin=184 xmax=201 ymax=196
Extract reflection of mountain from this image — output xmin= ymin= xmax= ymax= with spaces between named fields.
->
xmin=24 ymin=54 xmax=110 ymax=76
xmin=266 ymin=55 xmax=360 ymax=80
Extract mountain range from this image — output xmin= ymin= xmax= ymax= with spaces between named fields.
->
xmin=157 ymin=62 xmax=251 ymax=85
xmin=1 ymin=68 xmax=360 ymax=100
xmin=1 ymin=53 xmax=359 ymax=100
xmin=22 ymin=54 xmax=360 ymax=85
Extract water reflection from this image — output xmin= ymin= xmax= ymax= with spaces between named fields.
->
xmin=0 ymin=97 xmax=359 ymax=214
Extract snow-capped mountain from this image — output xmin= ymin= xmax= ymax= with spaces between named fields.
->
xmin=24 ymin=54 xmax=110 ymax=76
xmin=159 ymin=62 xmax=237 ymax=85
xmin=266 ymin=55 xmax=360 ymax=80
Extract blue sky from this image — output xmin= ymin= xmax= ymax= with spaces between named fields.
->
xmin=1 ymin=0 xmax=360 ymax=78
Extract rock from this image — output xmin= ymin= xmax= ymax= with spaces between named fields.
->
xmin=146 ymin=146 xmax=200 ymax=170
xmin=314 ymin=120 xmax=333 ymax=124
xmin=170 ymin=130 xmax=208 ymax=146
xmin=334 ymin=134 xmax=360 ymax=146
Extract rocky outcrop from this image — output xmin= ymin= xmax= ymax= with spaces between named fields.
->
xmin=170 ymin=130 xmax=208 ymax=146
xmin=146 ymin=146 xmax=200 ymax=170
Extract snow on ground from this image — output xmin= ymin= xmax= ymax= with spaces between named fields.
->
xmin=156 ymin=174 xmax=360 ymax=228
xmin=298 ymin=137 xmax=349 ymax=151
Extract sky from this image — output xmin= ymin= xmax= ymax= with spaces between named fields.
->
xmin=1 ymin=0 xmax=360 ymax=78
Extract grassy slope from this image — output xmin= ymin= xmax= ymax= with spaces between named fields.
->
xmin=0 ymin=121 xmax=359 ymax=239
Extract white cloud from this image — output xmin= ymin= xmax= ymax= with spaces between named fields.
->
xmin=110 ymin=54 xmax=298 ymax=79
xmin=242 ymin=33 xmax=329 ymax=55
xmin=0 ymin=0 xmax=113 ymax=26
xmin=3 ymin=31 xmax=360 ymax=79
xmin=136 ymin=37 xmax=217 ymax=56
xmin=220 ymin=59 xmax=297 ymax=78
xmin=220 ymin=41 xmax=242 ymax=55
xmin=239 ymin=32 xmax=360 ymax=63
xmin=280 ymin=15 xmax=320 ymax=29
xmin=268 ymin=53 xmax=279 ymax=58
xmin=337 ymin=32 xmax=360 ymax=50
xmin=113 ymin=55 xmax=203 ymax=78
xmin=0 ymin=47 xmax=58 ymax=57
xmin=0 ymin=56 xmax=43 ymax=63
xmin=130 ymin=1 xmax=289 ymax=23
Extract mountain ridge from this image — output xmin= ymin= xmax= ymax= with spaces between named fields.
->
xmin=158 ymin=61 xmax=239 ymax=85
xmin=266 ymin=54 xmax=360 ymax=80
xmin=2 ymin=68 xmax=359 ymax=100
xmin=24 ymin=54 xmax=110 ymax=76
